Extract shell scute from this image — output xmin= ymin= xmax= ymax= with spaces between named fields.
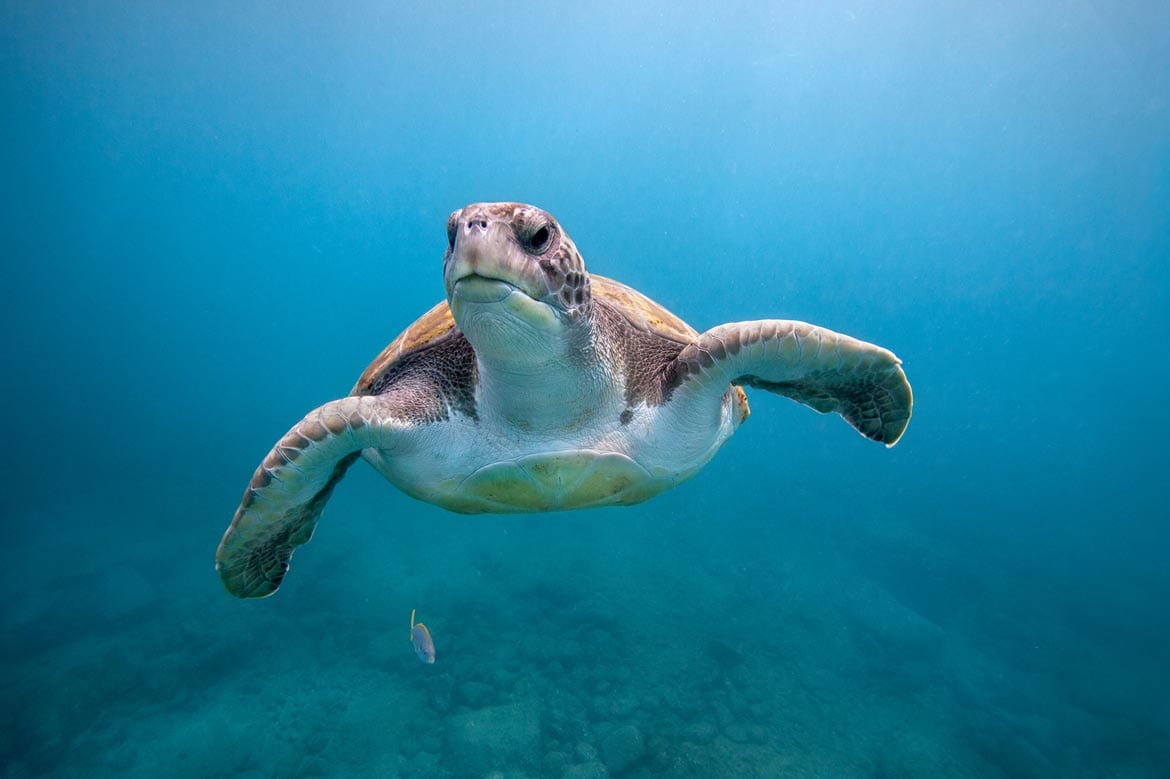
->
xmin=351 ymin=300 xmax=457 ymax=395
xmin=590 ymin=274 xmax=697 ymax=343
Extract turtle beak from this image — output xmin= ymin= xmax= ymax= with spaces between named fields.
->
xmin=444 ymin=205 xmax=565 ymax=340
xmin=443 ymin=206 xmax=547 ymax=303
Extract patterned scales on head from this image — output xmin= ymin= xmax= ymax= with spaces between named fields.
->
xmin=216 ymin=202 xmax=913 ymax=598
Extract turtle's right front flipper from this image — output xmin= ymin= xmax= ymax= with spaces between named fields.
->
xmin=215 ymin=396 xmax=397 ymax=598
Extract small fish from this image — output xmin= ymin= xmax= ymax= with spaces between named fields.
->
xmin=410 ymin=608 xmax=436 ymax=664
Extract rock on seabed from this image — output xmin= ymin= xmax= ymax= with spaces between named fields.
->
xmin=446 ymin=702 xmax=541 ymax=774
xmin=601 ymin=724 xmax=645 ymax=774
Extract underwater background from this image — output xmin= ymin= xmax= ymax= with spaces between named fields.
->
xmin=2 ymin=2 xmax=1168 ymax=777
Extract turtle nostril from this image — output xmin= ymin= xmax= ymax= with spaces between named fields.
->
xmin=466 ymin=218 xmax=488 ymax=232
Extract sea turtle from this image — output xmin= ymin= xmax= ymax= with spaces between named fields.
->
xmin=216 ymin=202 xmax=912 ymax=598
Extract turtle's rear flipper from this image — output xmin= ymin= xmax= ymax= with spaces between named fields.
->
xmin=215 ymin=397 xmax=387 ymax=598
xmin=662 ymin=320 xmax=912 ymax=446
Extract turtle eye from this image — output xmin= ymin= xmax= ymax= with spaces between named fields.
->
xmin=522 ymin=223 xmax=552 ymax=254
xmin=446 ymin=213 xmax=459 ymax=251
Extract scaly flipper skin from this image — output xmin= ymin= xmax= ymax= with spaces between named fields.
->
xmin=215 ymin=396 xmax=396 ymax=598
xmin=662 ymin=320 xmax=912 ymax=446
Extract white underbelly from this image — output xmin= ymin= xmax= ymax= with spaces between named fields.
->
xmin=362 ymin=424 xmax=673 ymax=514
xmin=360 ymin=394 xmax=739 ymax=514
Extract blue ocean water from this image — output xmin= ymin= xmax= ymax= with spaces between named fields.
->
xmin=2 ymin=2 xmax=1168 ymax=776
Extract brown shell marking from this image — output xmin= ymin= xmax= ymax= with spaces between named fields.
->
xmin=590 ymin=274 xmax=697 ymax=344
xmin=351 ymin=300 xmax=456 ymax=395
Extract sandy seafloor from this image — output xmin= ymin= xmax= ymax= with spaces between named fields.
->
xmin=3 ymin=446 xmax=1167 ymax=778
xmin=2 ymin=2 xmax=1169 ymax=777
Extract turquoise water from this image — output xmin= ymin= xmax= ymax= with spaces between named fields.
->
xmin=2 ymin=3 xmax=1168 ymax=777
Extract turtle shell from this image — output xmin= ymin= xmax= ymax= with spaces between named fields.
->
xmin=591 ymin=274 xmax=697 ymax=343
xmin=350 ymin=273 xmax=697 ymax=396
xmin=350 ymin=299 xmax=457 ymax=396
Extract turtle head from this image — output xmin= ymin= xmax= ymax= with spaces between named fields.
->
xmin=444 ymin=202 xmax=592 ymax=367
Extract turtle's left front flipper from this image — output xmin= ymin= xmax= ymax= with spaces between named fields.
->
xmin=215 ymin=395 xmax=399 ymax=599
xmin=664 ymin=320 xmax=912 ymax=446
